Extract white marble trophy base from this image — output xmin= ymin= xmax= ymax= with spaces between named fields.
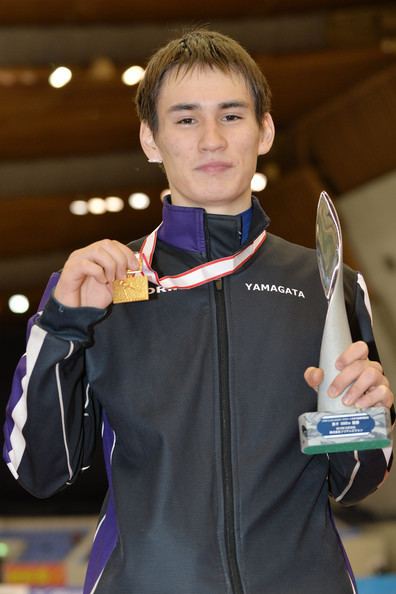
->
xmin=299 ymin=407 xmax=392 ymax=454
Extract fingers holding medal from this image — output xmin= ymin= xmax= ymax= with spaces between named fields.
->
xmin=54 ymin=240 xmax=139 ymax=309
xmin=113 ymin=254 xmax=149 ymax=304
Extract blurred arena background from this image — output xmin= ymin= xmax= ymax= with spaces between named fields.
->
xmin=0 ymin=0 xmax=395 ymax=591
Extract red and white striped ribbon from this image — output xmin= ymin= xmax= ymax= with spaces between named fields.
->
xmin=139 ymin=225 xmax=267 ymax=290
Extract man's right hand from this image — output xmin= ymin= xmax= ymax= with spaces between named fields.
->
xmin=54 ymin=240 xmax=139 ymax=308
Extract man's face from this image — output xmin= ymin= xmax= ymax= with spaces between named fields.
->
xmin=140 ymin=66 xmax=274 ymax=214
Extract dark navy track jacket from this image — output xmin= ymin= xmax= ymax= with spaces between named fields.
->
xmin=4 ymin=198 xmax=393 ymax=594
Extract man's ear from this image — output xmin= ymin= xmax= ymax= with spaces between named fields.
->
xmin=258 ymin=113 xmax=275 ymax=156
xmin=140 ymin=121 xmax=163 ymax=163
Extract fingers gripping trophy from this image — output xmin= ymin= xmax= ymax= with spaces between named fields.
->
xmin=299 ymin=192 xmax=392 ymax=455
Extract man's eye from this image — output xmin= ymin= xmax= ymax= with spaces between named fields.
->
xmin=177 ymin=118 xmax=195 ymax=125
xmin=223 ymin=114 xmax=242 ymax=121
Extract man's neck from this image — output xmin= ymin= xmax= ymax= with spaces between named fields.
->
xmin=169 ymin=194 xmax=252 ymax=216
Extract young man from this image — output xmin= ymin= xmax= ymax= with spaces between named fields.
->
xmin=4 ymin=30 xmax=394 ymax=594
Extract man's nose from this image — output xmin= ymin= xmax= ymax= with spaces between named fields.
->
xmin=198 ymin=121 xmax=226 ymax=152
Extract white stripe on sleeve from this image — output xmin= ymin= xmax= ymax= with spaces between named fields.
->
xmin=55 ymin=341 xmax=75 ymax=481
xmin=335 ymin=451 xmax=361 ymax=503
xmin=357 ymin=273 xmax=373 ymax=324
xmin=8 ymin=325 xmax=47 ymax=475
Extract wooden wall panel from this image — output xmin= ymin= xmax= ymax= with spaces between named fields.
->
xmin=0 ymin=0 xmax=393 ymax=25
xmin=293 ymin=66 xmax=396 ymax=193
xmin=258 ymin=165 xmax=361 ymax=269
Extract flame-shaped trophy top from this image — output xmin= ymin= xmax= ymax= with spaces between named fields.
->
xmin=316 ymin=191 xmax=343 ymax=301
xmin=316 ymin=191 xmax=354 ymax=413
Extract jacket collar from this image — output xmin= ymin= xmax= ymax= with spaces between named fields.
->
xmin=157 ymin=196 xmax=270 ymax=258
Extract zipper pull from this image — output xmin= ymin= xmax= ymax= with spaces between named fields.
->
xmin=215 ymin=278 xmax=223 ymax=291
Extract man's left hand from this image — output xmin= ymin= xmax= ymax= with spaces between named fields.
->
xmin=304 ymin=340 xmax=394 ymax=409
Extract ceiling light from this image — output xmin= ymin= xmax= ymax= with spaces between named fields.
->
xmin=105 ymin=196 xmax=124 ymax=212
xmin=122 ymin=66 xmax=145 ymax=86
xmin=8 ymin=294 xmax=30 ymax=314
xmin=87 ymin=197 xmax=106 ymax=215
xmin=128 ymin=193 xmax=150 ymax=210
xmin=251 ymin=173 xmax=268 ymax=192
xmin=49 ymin=66 xmax=72 ymax=89
xmin=69 ymin=200 xmax=89 ymax=215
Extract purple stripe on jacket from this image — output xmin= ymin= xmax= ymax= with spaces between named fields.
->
xmin=3 ymin=272 xmax=60 ymax=465
xmin=83 ymin=413 xmax=119 ymax=594
xmin=328 ymin=503 xmax=357 ymax=591
xmin=3 ymin=355 xmax=27 ymax=464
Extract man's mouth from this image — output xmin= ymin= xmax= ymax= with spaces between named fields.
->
xmin=195 ymin=161 xmax=233 ymax=174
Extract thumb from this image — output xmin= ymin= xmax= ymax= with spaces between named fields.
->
xmin=304 ymin=366 xmax=323 ymax=390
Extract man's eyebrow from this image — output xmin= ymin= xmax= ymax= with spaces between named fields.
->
xmin=167 ymin=100 xmax=249 ymax=113
xmin=219 ymin=101 xmax=249 ymax=109
xmin=167 ymin=103 xmax=199 ymax=113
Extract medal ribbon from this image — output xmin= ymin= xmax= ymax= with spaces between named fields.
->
xmin=139 ymin=225 xmax=267 ymax=290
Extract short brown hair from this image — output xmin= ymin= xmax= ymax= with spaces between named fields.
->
xmin=135 ymin=29 xmax=272 ymax=134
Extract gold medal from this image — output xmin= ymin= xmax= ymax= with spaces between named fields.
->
xmin=112 ymin=258 xmax=149 ymax=304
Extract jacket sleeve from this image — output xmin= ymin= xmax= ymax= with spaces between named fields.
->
xmin=3 ymin=273 xmax=107 ymax=498
xmin=327 ymin=272 xmax=394 ymax=505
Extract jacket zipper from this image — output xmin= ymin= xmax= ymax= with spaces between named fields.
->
xmin=215 ymin=277 xmax=244 ymax=594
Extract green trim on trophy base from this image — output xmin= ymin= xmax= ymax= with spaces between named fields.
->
xmin=302 ymin=438 xmax=391 ymax=455
xmin=299 ymin=407 xmax=392 ymax=456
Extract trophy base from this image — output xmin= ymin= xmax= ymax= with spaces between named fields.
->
xmin=299 ymin=407 xmax=392 ymax=455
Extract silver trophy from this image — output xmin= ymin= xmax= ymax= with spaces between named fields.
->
xmin=299 ymin=192 xmax=392 ymax=454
